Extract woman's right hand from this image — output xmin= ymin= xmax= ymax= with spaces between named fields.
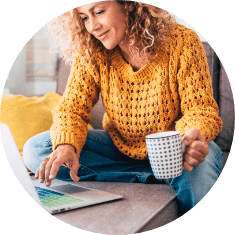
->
xmin=35 ymin=144 xmax=80 ymax=187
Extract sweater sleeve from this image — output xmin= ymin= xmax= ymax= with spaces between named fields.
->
xmin=50 ymin=51 xmax=101 ymax=155
xmin=175 ymin=28 xmax=223 ymax=142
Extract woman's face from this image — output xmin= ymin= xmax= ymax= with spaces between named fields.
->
xmin=78 ymin=1 xmax=127 ymax=50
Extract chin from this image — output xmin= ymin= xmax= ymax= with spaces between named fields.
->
xmin=102 ymin=42 xmax=117 ymax=50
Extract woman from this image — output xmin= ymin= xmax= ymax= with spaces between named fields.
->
xmin=23 ymin=1 xmax=223 ymax=216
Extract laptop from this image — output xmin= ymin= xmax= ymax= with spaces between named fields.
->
xmin=0 ymin=123 xmax=123 ymax=214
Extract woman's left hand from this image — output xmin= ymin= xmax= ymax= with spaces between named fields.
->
xmin=182 ymin=127 xmax=210 ymax=172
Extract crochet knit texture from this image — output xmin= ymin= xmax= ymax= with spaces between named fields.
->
xmin=51 ymin=24 xmax=223 ymax=160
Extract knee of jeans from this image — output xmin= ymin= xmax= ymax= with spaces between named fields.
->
xmin=23 ymin=131 xmax=51 ymax=170
xmin=23 ymin=137 xmax=35 ymax=170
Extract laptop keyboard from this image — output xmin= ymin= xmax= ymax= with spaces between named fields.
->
xmin=35 ymin=186 xmax=85 ymax=207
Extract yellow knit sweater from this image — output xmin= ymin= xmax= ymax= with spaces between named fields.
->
xmin=50 ymin=24 xmax=223 ymax=160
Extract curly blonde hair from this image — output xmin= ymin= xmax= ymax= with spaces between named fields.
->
xmin=47 ymin=1 xmax=176 ymax=66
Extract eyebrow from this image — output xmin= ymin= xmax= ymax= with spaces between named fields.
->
xmin=78 ymin=3 xmax=104 ymax=15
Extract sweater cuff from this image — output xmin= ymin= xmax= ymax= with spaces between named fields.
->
xmin=52 ymin=131 xmax=81 ymax=157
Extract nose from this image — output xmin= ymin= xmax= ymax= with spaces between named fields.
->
xmin=88 ymin=17 xmax=101 ymax=33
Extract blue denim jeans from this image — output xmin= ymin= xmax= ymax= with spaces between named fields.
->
xmin=23 ymin=129 xmax=224 ymax=216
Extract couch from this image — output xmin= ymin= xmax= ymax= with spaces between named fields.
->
xmin=1 ymin=40 xmax=233 ymax=233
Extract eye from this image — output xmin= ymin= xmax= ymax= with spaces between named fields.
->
xmin=82 ymin=10 xmax=105 ymax=21
xmin=96 ymin=10 xmax=105 ymax=16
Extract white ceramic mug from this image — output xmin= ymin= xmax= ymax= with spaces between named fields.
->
xmin=145 ymin=131 xmax=185 ymax=179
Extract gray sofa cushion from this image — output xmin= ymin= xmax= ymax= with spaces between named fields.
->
xmin=216 ymin=63 xmax=234 ymax=150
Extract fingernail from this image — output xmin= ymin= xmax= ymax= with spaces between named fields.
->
xmin=49 ymin=175 xmax=53 ymax=180
xmin=39 ymin=178 xmax=43 ymax=183
xmin=183 ymin=139 xmax=188 ymax=145
xmin=46 ymin=182 xmax=50 ymax=186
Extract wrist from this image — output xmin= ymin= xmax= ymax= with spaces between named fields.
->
xmin=56 ymin=144 xmax=76 ymax=153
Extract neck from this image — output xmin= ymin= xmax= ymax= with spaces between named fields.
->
xmin=118 ymin=40 xmax=132 ymax=61
xmin=118 ymin=41 xmax=150 ymax=71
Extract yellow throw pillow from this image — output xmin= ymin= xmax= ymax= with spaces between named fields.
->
xmin=0 ymin=92 xmax=93 ymax=157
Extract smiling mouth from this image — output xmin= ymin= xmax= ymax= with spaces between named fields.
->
xmin=97 ymin=30 xmax=110 ymax=39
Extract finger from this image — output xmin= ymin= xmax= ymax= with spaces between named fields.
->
xmin=183 ymin=127 xmax=202 ymax=146
xmin=45 ymin=154 xmax=57 ymax=186
xmin=184 ymin=153 xmax=200 ymax=168
xmin=183 ymin=161 xmax=193 ymax=172
xmin=49 ymin=158 xmax=64 ymax=180
xmin=185 ymin=146 xmax=204 ymax=163
xmin=189 ymin=140 xmax=209 ymax=157
xmin=39 ymin=157 xmax=50 ymax=183
xmin=35 ymin=166 xmax=40 ymax=178
xmin=35 ymin=160 xmax=47 ymax=178
xmin=69 ymin=161 xmax=80 ymax=182
xmin=186 ymin=141 xmax=209 ymax=163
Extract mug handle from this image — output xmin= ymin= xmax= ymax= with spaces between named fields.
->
xmin=181 ymin=136 xmax=186 ymax=154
